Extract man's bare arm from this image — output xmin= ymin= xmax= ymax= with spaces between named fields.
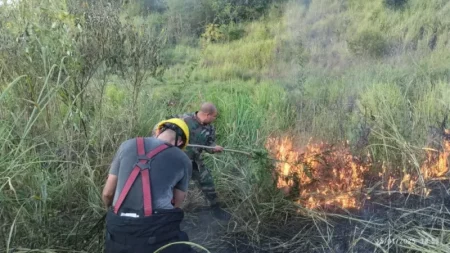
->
xmin=102 ymin=174 xmax=118 ymax=209
xmin=172 ymin=188 xmax=187 ymax=208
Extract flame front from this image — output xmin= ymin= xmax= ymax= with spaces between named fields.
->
xmin=265 ymin=130 xmax=449 ymax=210
xmin=421 ymin=130 xmax=450 ymax=179
xmin=265 ymin=137 xmax=370 ymax=210
xmin=381 ymin=130 xmax=450 ymax=195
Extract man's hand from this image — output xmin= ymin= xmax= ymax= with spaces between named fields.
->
xmin=102 ymin=174 xmax=118 ymax=209
xmin=213 ymin=145 xmax=224 ymax=153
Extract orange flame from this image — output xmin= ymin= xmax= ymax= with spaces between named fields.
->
xmin=421 ymin=129 xmax=450 ymax=179
xmin=385 ymin=130 xmax=450 ymax=196
xmin=265 ymin=137 xmax=370 ymax=210
xmin=265 ymin=130 xmax=449 ymax=210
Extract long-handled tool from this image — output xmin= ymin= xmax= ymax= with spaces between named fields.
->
xmin=187 ymin=144 xmax=310 ymax=164
xmin=187 ymin=144 xmax=253 ymax=156
xmin=186 ymin=143 xmax=331 ymax=175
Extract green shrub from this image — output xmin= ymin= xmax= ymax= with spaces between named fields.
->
xmin=201 ymin=23 xmax=225 ymax=44
xmin=348 ymin=29 xmax=389 ymax=58
xmin=219 ymin=22 xmax=246 ymax=41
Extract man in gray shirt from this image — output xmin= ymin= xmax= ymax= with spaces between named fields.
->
xmin=108 ymin=136 xmax=191 ymax=212
xmin=102 ymin=118 xmax=194 ymax=253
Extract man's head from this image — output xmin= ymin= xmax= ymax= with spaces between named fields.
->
xmin=154 ymin=118 xmax=190 ymax=149
xmin=197 ymin=102 xmax=218 ymax=125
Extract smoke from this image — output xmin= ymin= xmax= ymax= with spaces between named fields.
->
xmin=280 ymin=0 xmax=351 ymax=72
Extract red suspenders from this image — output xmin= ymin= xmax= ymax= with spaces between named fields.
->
xmin=113 ymin=137 xmax=170 ymax=216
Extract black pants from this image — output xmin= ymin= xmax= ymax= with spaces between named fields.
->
xmin=104 ymin=208 xmax=194 ymax=253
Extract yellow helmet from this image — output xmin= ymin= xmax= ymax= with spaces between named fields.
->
xmin=154 ymin=118 xmax=190 ymax=149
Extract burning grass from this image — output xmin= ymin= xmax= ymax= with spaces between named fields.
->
xmin=422 ymin=130 xmax=450 ymax=179
xmin=236 ymin=132 xmax=450 ymax=252
xmin=265 ymin=130 xmax=450 ymax=212
xmin=265 ymin=136 xmax=370 ymax=210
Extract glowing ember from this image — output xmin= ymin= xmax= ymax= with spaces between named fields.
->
xmin=265 ymin=136 xmax=370 ymax=210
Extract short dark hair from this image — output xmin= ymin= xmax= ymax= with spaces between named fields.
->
xmin=200 ymin=102 xmax=217 ymax=115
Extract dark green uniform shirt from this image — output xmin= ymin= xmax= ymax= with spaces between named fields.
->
xmin=169 ymin=112 xmax=216 ymax=162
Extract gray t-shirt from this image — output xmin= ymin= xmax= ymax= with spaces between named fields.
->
xmin=109 ymin=137 xmax=192 ymax=212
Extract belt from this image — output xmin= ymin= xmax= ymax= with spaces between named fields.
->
xmin=107 ymin=230 xmax=181 ymax=245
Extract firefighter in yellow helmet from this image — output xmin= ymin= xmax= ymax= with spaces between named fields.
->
xmin=102 ymin=118 xmax=195 ymax=253
xmin=153 ymin=118 xmax=190 ymax=149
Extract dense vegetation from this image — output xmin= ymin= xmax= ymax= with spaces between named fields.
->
xmin=1 ymin=0 xmax=450 ymax=252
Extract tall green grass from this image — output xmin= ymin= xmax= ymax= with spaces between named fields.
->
xmin=0 ymin=70 xmax=295 ymax=252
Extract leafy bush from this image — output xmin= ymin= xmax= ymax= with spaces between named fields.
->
xmin=347 ymin=29 xmax=389 ymax=58
xmin=201 ymin=22 xmax=246 ymax=45
xmin=201 ymin=23 xmax=225 ymax=44
xmin=157 ymin=0 xmax=284 ymax=45
xmin=220 ymin=22 xmax=246 ymax=41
